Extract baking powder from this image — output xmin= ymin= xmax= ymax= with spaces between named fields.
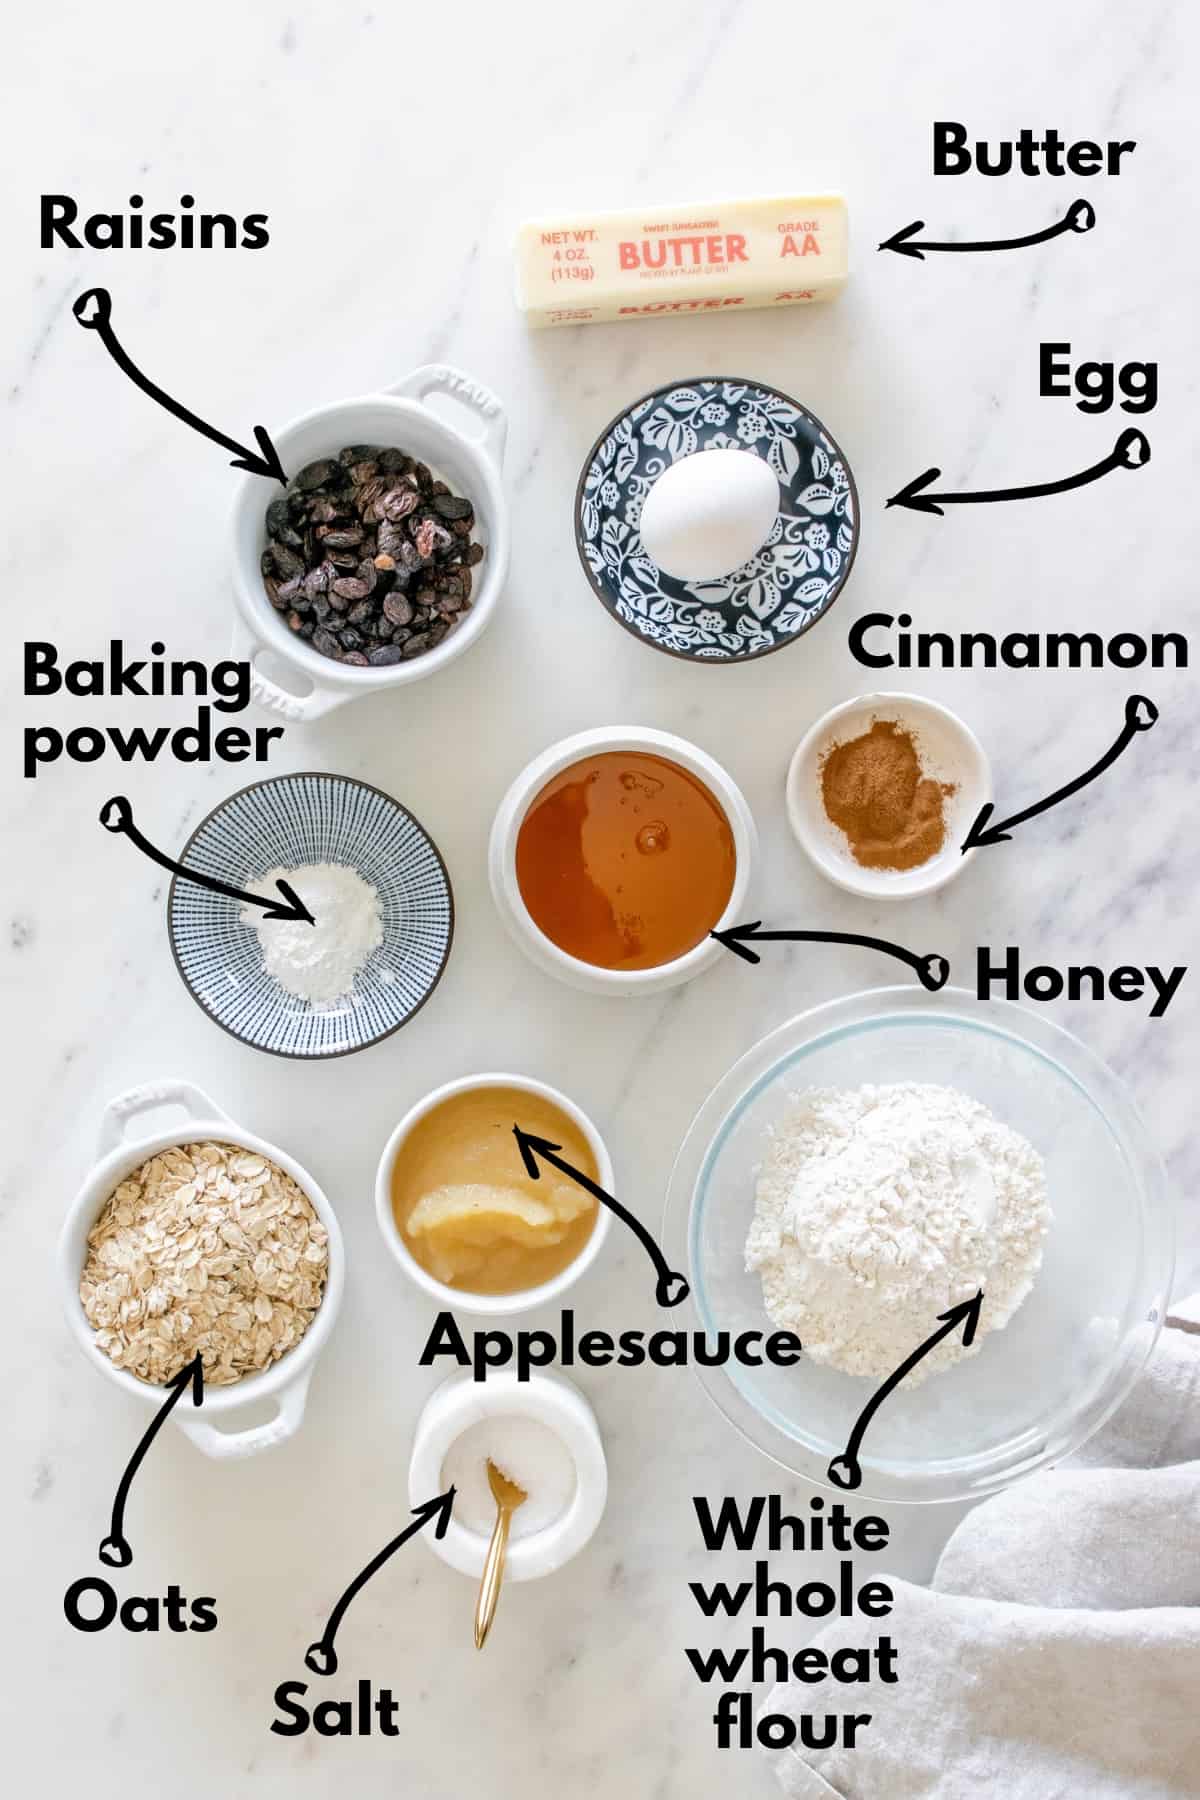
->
xmin=241 ymin=861 xmax=383 ymax=1005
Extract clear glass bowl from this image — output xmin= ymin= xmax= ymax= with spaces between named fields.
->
xmin=663 ymin=987 xmax=1174 ymax=1504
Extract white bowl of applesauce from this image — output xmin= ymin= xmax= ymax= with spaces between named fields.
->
xmin=374 ymin=1072 xmax=612 ymax=1315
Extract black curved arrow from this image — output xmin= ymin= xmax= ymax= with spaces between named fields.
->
xmin=98 ymin=1354 xmax=203 ymax=1568
xmin=827 ymin=1294 xmax=983 ymax=1492
xmin=712 ymin=923 xmax=949 ymax=994
xmin=304 ymin=1491 xmax=456 ymax=1677
xmin=513 ymin=1127 xmax=689 ymax=1308
xmin=887 ymin=427 xmax=1149 ymax=515
xmin=880 ymin=199 xmax=1095 ymax=260
xmin=99 ymin=796 xmax=315 ymax=924
xmin=72 ymin=288 xmax=286 ymax=484
xmin=963 ymin=695 xmax=1157 ymax=851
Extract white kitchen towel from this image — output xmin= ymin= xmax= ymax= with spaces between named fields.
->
xmin=762 ymin=1299 xmax=1200 ymax=1799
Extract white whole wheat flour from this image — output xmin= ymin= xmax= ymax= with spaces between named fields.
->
xmin=745 ymin=1083 xmax=1050 ymax=1383
xmin=241 ymin=861 xmax=383 ymax=1005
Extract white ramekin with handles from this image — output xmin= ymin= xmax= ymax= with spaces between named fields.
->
xmin=59 ymin=1079 xmax=345 ymax=1459
xmin=409 ymin=1373 xmax=607 ymax=1581
xmin=375 ymin=1071 xmax=612 ymax=1316
xmin=488 ymin=725 xmax=758 ymax=996
xmin=231 ymin=363 xmax=509 ymax=724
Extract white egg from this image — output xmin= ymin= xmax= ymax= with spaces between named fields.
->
xmin=639 ymin=448 xmax=780 ymax=583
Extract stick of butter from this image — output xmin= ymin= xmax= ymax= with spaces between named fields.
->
xmin=515 ymin=194 xmax=847 ymax=329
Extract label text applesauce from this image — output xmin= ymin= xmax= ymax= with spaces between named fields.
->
xmin=420 ymin=1308 xmax=803 ymax=1383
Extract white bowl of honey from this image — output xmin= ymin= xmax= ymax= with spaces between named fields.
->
xmin=375 ymin=1073 xmax=612 ymax=1315
xmin=488 ymin=725 xmax=757 ymax=994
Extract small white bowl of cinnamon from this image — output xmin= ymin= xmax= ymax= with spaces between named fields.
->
xmin=786 ymin=692 xmax=992 ymax=898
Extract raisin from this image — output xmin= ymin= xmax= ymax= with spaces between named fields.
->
xmin=380 ymin=485 xmax=419 ymax=523
xmin=260 ymin=443 xmax=481 ymax=667
xmin=269 ymin=542 xmax=305 ymax=581
xmin=412 ymin=516 xmax=454 ymax=560
xmin=295 ymin=459 xmax=339 ymax=491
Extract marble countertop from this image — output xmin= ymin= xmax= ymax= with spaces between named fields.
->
xmin=6 ymin=1 xmax=1196 ymax=1793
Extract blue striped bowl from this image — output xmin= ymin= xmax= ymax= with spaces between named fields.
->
xmin=168 ymin=773 xmax=453 ymax=1059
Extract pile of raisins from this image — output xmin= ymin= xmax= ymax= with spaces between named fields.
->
xmin=261 ymin=446 xmax=484 ymax=667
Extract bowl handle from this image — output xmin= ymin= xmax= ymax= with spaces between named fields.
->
xmin=98 ymin=1080 xmax=229 ymax=1156
xmin=175 ymin=1370 xmax=312 ymax=1461
xmin=387 ymin=363 xmax=508 ymax=469
xmin=231 ymin=616 xmax=349 ymax=723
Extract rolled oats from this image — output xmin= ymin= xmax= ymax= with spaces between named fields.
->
xmin=80 ymin=1140 xmax=329 ymax=1387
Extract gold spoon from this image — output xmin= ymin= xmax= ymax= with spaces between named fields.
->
xmin=474 ymin=1458 xmax=527 ymax=1649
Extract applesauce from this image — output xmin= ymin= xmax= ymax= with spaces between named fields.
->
xmin=391 ymin=1085 xmax=600 ymax=1294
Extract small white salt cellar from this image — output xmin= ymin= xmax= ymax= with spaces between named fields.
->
xmin=410 ymin=1372 xmax=606 ymax=1580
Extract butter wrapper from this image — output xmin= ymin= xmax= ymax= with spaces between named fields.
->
xmin=515 ymin=194 xmax=847 ymax=328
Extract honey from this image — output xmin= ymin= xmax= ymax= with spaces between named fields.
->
xmin=391 ymin=1085 xmax=600 ymax=1294
xmin=514 ymin=751 xmax=736 ymax=970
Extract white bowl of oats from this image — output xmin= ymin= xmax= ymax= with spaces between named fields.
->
xmin=59 ymin=1079 xmax=344 ymax=1459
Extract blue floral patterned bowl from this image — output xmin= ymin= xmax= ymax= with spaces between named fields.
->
xmin=575 ymin=376 xmax=859 ymax=662
xmin=168 ymin=773 xmax=453 ymax=1059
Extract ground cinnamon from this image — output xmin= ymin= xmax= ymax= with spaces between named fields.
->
xmin=820 ymin=718 xmax=954 ymax=871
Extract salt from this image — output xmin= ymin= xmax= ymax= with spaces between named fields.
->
xmin=241 ymin=861 xmax=383 ymax=1006
xmin=441 ymin=1416 xmax=577 ymax=1539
